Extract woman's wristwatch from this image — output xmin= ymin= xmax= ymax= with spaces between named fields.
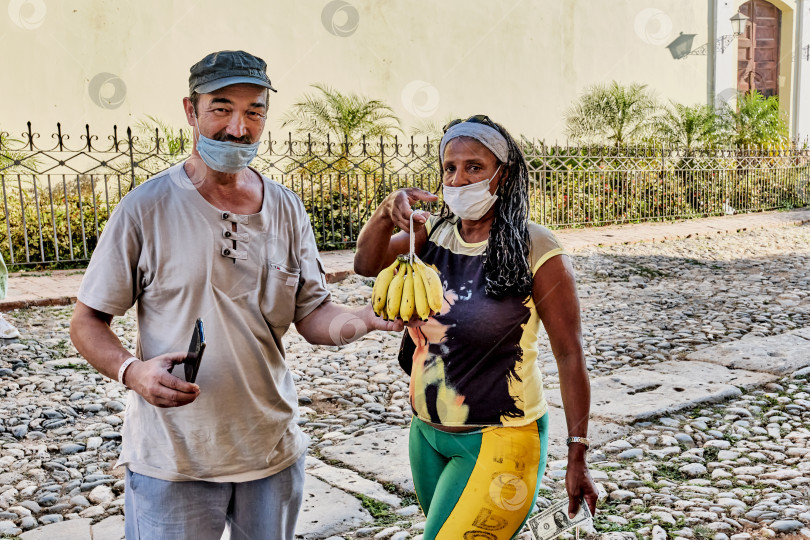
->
xmin=566 ymin=436 xmax=590 ymax=449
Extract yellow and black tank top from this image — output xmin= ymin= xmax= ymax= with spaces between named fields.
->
xmin=406 ymin=216 xmax=564 ymax=427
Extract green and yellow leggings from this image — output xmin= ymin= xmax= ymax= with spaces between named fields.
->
xmin=409 ymin=414 xmax=549 ymax=540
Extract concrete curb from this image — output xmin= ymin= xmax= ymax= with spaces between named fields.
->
xmin=2 ymin=208 xmax=808 ymax=313
xmin=0 ymin=296 xmax=77 ymax=312
xmin=0 ymin=272 xmax=354 ymax=312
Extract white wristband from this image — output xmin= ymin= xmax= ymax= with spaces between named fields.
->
xmin=118 ymin=357 xmax=140 ymax=388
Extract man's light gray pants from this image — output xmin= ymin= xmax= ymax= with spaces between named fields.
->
xmin=124 ymin=454 xmax=306 ymax=539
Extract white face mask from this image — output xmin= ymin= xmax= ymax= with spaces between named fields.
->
xmin=442 ymin=165 xmax=501 ymax=220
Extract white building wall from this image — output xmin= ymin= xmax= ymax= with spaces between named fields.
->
xmin=3 ymin=0 xmax=710 ymax=141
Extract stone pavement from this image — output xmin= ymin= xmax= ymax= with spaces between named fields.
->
xmin=551 ymin=207 xmax=810 ymax=251
xmin=2 ymin=208 xmax=808 ymax=313
xmin=1 ymin=210 xmax=809 ymax=539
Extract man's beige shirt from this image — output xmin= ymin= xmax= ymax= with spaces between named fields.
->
xmin=78 ymin=163 xmax=330 ymax=482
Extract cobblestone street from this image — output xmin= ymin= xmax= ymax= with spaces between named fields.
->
xmin=1 ymin=223 xmax=809 ymax=539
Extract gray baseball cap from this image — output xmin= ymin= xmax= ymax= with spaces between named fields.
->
xmin=189 ymin=50 xmax=278 ymax=94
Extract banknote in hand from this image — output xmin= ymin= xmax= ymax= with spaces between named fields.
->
xmin=527 ymin=497 xmax=593 ymax=540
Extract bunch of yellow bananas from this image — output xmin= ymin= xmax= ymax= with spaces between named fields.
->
xmin=372 ymin=255 xmax=443 ymax=322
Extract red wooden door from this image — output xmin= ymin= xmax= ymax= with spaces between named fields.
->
xmin=737 ymin=0 xmax=781 ymax=97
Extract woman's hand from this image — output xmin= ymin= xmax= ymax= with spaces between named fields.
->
xmin=355 ymin=188 xmax=436 ymax=276
xmin=565 ymin=449 xmax=598 ymax=518
xmin=384 ymin=188 xmax=437 ymax=233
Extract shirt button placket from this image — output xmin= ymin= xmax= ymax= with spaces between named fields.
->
xmin=222 ymin=212 xmax=236 ymax=263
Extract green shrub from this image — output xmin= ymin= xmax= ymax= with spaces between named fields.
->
xmin=525 ymin=145 xmax=808 ymax=226
xmin=281 ymin=172 xmax=440 ymax=249
xmin=655 ymin=102 xmax=724 ymax=151
xmin=1 ymin=175 xmax=128 ymax=268
xmin=721 ymin=90 xmax=789 ymax=146
xmin=564 ymin=82 xmax=661 ymax=146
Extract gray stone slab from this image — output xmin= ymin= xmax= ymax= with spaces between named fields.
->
xmin=19 ymin=518 xmax=91 ymax=540
xmin=545 ymin=406 xmax=630 ymax=459
xmin=320 ymin=415 xmax=630 ymax=480
xmin=90 ymin=516 xmax=125 ymax=540
xmin=686 ymin=328 xmax=810 ymax=375
xmin=319 ymin=428 xmax=413 ymax=492
xmin=295 ymin=475 xmax=371 ymax=539
xmin=43 ymin=357 xmax=88 ymax=369
xmin=796 ymin=327 xmax=810 ymax=340
xmin=307 ymin=457 xmax=401 ymax=507
xmin=545 ymin=361 xmax=776 ymax=424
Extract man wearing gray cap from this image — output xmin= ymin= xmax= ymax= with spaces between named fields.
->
xmin=70 ymin=50 xmax=402 ymax=539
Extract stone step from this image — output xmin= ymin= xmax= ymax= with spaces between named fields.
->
xmin=319 ymin=428 xmax=412 ymax=492
xmin=544 ymin=361 xmax=776 ymax=424
xmin=686 ymin=327 xmax=810 ymax=375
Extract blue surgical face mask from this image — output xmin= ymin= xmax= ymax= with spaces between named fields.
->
xmin=442 ymin=164 xmax=501 ymax=220
xmin=193 ymin=116 xmax=260 ymax=174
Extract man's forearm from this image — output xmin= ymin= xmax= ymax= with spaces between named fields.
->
xmin=295 ymin=301 xmax=372 ymax=346
xmin=70 ymin=302 xmax=134 ymax=382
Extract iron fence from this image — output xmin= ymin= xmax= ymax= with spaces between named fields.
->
xmin=1 ymin=123 xmax=809 ymax=267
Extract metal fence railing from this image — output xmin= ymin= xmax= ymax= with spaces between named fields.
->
xmin=523 ymin=142 xmax=810 ymax=227
xmin=1 ymin=123 xmax=809 ymax=267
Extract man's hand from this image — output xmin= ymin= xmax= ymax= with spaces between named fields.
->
xmin=125 ymin=352 xmax=200 ymax=408
xmin=386 ymin=188 xmax=438 ymax=233
xmin=565 ymin=450 xmax=598 ymax=519
xmin=363 ymin=305 xmax=405 ymax=333
xmin=296 ymin=302 xmax=404 ymax=346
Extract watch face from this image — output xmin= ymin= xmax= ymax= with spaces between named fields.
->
xmin=567 ymin=437 xmax=589 ymax=448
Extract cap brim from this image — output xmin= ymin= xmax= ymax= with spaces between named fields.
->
xmin=194 ymin=76 xmax=277 ymax=94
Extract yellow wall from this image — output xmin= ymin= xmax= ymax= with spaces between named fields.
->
xmin=3 ymin=0 xmax=711 ymax=141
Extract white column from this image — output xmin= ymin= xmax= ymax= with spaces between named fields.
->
xmin=795 ymin=0 xmax=810 ymax=140
xmin=714 ymin=2 xmax=740 ymax=108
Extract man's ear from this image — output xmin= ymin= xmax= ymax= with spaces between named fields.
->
xmin=182 ymin=97 xmax=196 ymax=127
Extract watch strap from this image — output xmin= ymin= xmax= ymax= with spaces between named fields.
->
xmin=566 ymin=436 xmax=590 ymax=449
xmin=118 ymin=357 xmax=140 ymax=388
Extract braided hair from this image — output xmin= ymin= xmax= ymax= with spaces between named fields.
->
xmin=440 ymin=121 xmax=532 ymax=298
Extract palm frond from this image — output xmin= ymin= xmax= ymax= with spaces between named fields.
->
xmin=280 ymin=83 xmax=402 ymax=146
xmin=564 ymin=82 xmax=660 ymax=146
xmin=720 ymin=91 xmax=788 ymax=147
xmin=655 ymin=102 xmax=722 ymax=151
xmin=135 ymin=115 xmax=191 ymax=156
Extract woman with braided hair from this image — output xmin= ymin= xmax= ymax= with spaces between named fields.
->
xmin=355 ymin=115 xmax=597 ymax=539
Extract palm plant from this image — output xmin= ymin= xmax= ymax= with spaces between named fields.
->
xmin=409 ymin=115 xmax=463 ymax=159
xmin=656 ymin=102 xmax=722 ymax=153
xmin=410 ymin=119 xmax=445 ymax=146
xmin=565 ymin=82 xmax=661 ymax=146
xmin=135 ymin=115 xmax=191 ymax=156
xmin=721 ymin=90 xmax=788 ymax=147
xmin=281 ymin=83 xmax=401 ymax=147
xmin=0 ymin=132 xmax=39 ymax=174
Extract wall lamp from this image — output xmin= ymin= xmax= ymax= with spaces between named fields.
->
xmin=667 ymin=12 xmax=749 ymax=59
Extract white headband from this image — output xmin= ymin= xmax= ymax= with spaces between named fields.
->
xmin=439 ymin=122 xmax=509 ymax=163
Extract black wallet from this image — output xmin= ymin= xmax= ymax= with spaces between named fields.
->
xmin=398 ymin=330 xmax=416 ymax=375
